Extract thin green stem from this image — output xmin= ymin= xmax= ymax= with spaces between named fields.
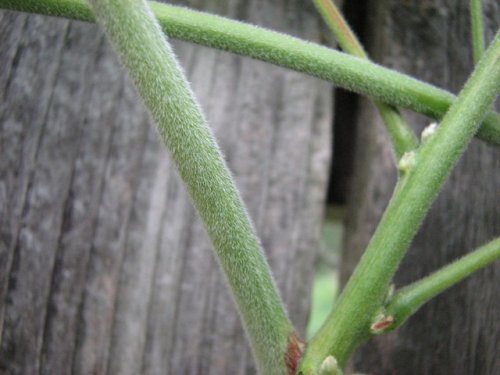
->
xmin=298 ymin=32 xmax=500 ymax=373
xmin=382 ymin=237 xmax=500 ymax=331
xmin=86 ymin=0 xmax=294 ymax=373
xmin=2 ymin=0 xmax=500 ymax=146
xmin=375 ymin=104 xmax=418 ymax=159
xmin=470 ymin=0 xmax=485 ymax=64
xmin=313 ymin=0 xmax=417 ymax=160
xmin=312 ymin=0 xmax=367 ymax=59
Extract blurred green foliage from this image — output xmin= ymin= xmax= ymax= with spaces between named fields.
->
xmin=306 ymin=209 xmax=343 ymax=338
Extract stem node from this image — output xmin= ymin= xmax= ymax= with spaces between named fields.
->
xmin=319 ymin=356 xmax=342 ymax=375
xmin=421 ymin=122 xmax=438 ymax=143
xmin=397 ymin=151 xmax=417 ymax=174
xmin=370 ymin=314 xmax=394 ymax=334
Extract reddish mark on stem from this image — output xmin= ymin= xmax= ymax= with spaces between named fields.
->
xmin=371 ymin=315 xmax=394 ymax=332
xmin=317 ymin=0 xmax=366 ymax=58
xmin=285 ymin=333 xmax=304 ymax=375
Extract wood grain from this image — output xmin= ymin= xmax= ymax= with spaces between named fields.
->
xmin=0 ymin=1 xmax=331 ymax=374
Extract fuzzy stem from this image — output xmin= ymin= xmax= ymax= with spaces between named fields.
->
xmin=313 ymin=0 xmax=417 ymax=160
xmin=2 ymin=0 xmax=500 ymax=146
xmin=298 ymin=31 xmax=500 ymax=373
xmin=383 ymin=237 xmax=500 ymax=331
xmin=469 ymin=0 xmax=485 ymax=64
xmin=86 ymin=0 xmax=293 ymax=373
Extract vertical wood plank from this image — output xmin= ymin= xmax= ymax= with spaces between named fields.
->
xmin=0 ymin=1 xmax=332 ymax=374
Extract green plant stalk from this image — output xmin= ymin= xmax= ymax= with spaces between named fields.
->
xmin=2 ymin=0 xmax=500 ymax=146
xmin=299 ymin=32 xmax=500 ymax=373
xmin=312 ymin=0 xmax=368 ymax=59
xmin=383 ymin=237 xmax=500 ymax=331
xmin=375 ymin=106 xmax=418 ymax=159
xmin=86 ymin=0 xmax=294 ymax=373
xmin=313 ymin=0 xmax=417 ymax=160
xmin=470 ymin=0 xmax=485 ymax=64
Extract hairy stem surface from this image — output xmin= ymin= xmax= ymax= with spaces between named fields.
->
xmin=87 ymin=0 xmax=293 ymax=373
xmin=2 ymin=0 xmax=500 ymax=145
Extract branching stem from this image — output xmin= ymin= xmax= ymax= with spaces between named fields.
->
xmin=2 ymin=1 xmax=500 ymax=373
xmin=383 ymin=237 xmax=500 ymax=331
xmin=298 ymin=31 xmax=500 ymax=373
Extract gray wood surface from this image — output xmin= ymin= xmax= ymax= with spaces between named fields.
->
xmin=0 ymin=1 xmax=331 ymax=374
xmin=341 ymin=0 xmax=499 ymax=374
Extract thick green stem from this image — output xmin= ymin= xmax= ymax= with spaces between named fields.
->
xmin=313 ymin=0 xmax=417 ymax=160
xmin=469 ymin=0 xmax=485 ymax=64
xmin=86 ymin=0 xmax=293 ymax=373
xmin=2 ymin=0 xmax=500 ymax=146
xmin=382 ymin=237 xmax=500 ymax=331
xmin=298 ymin=32 xmax=500 ymax=373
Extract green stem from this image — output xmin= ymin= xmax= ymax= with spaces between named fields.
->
xmin=2 ymin=0 xmax=500 ymax=146
xmin=383 ymin=237 xmax=500 ymax=331
xmin=313 ymin=0 xmax=417 ymax=160
xmin=312 ymin=0 xmax=368 ymax=59
xmin=86 ymin=0 xmax=293 ymax=373
xmin=375 ymin=104 xmax=418 ymax=159
xmin=299 ymin=31 xmax=500 ymax=373
xmin=470 ymin=0 xmax=485 ymax=64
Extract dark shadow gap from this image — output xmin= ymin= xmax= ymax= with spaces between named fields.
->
xmin=326 ymin=0 xmax=368 ymax=206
